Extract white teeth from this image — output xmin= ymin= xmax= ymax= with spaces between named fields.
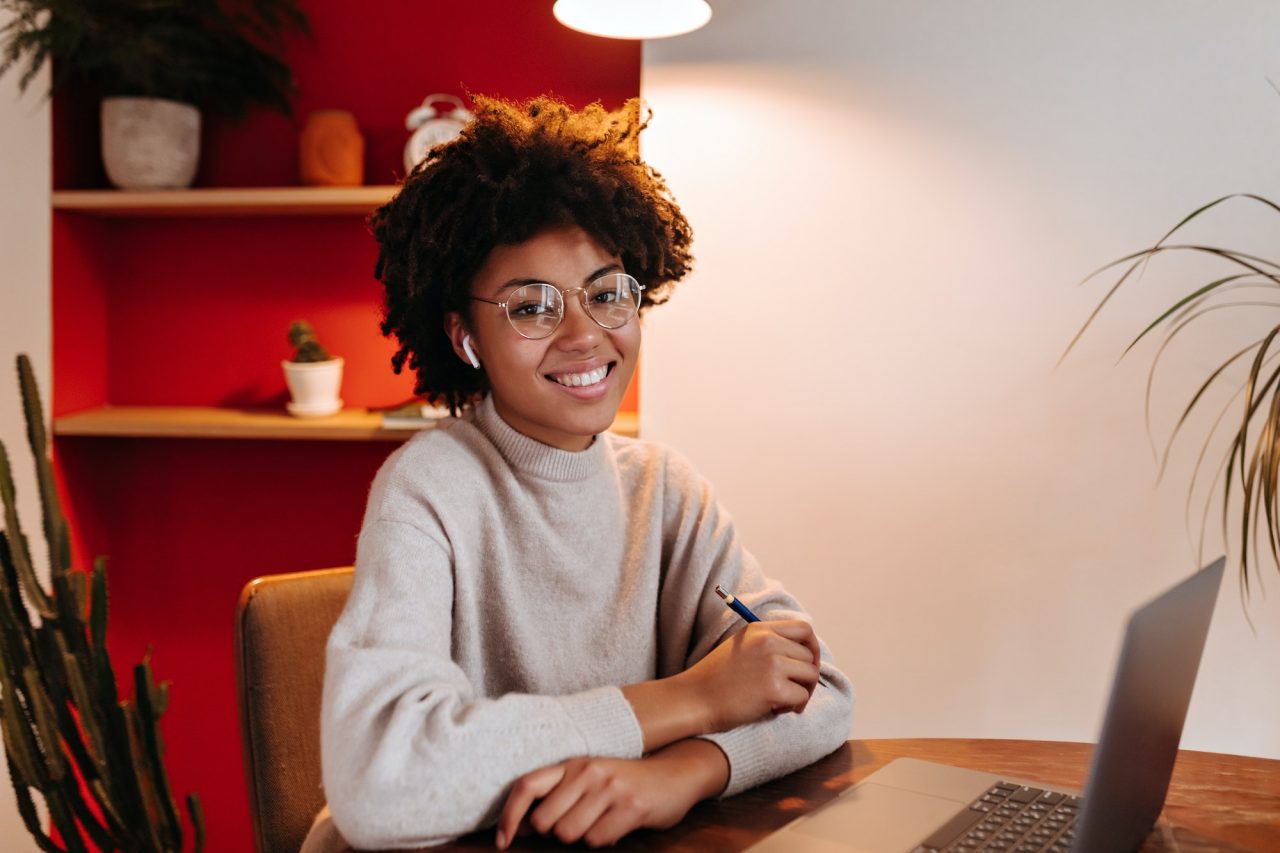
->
xmin=552 ymin=365 xmax=609 ymax=387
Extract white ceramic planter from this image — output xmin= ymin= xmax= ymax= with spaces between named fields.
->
xmin=101 ymin=97 xmax=201 ymax=190
xmin=282 ymin=357 xmax=344 ymax=418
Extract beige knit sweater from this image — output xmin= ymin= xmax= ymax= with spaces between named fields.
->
xmin=303 ymin=396 xmax=854 ymax=850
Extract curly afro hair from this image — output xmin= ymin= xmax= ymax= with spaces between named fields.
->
xmin=371 ymin=95 xmax=694 ymax=414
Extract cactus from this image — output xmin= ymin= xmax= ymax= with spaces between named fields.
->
xmin=0 ymin=354 xmax=204 ymax=852
xmin=287 ymin=320 xmax=333 ymax=363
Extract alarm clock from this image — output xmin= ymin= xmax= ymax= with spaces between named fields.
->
xmin=404 ymin=94 xmax=474 ymax=173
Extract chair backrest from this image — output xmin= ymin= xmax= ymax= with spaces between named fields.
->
xmin=235 ymin=567 xmax=354 ymax=853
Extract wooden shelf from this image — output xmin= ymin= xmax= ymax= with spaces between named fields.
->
xmin=50 ymin=185 xmax=399 ymax=217
xmin=52 ymin=405 xmax=640 ymax=442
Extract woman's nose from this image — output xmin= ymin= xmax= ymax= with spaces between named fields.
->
xmin=554 ymin=292 xmax=601 ymax=349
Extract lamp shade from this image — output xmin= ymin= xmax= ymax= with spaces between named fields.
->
xmin=553 ymin=0 xmax=712 ymax=40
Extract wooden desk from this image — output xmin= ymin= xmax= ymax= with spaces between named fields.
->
xmin=435 ymin=738 xmax=1280 ymax=851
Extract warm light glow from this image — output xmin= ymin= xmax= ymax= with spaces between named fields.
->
xmin=553 ymin=0 xmax=712 ymax=40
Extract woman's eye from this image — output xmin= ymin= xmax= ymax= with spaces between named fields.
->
xmin=591 ymin=288 xmax=623 ymax=304
xmin=511 ymin=301 xmax=551 ymax=317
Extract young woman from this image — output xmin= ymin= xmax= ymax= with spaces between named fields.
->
xmin=301 ymin=97 xmax=854 ymax=852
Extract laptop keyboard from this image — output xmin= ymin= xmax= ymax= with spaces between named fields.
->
xmin=912 ymin=781 xmax=1080 ymax=853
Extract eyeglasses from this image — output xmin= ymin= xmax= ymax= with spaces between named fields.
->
xmin=470 ymin=272 xmax=645 ymax=340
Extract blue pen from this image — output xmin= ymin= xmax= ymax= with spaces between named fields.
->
xmin=714 ymin=584 xmax=828 ymax=687
xmin=714 ymin=584 xmax=761 ymax=622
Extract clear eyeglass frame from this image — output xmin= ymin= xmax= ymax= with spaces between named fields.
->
xmin=470 ymin=272 xmax=646 ymax=340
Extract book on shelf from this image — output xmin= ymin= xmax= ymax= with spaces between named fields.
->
xmin=379 ymin=401 xmax=453 ymax=429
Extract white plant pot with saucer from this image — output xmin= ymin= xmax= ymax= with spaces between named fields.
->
xmin=282 ymin=357 xmax=344 ymax=418
xmin=101 ymin=97 xmax=201 ymax=189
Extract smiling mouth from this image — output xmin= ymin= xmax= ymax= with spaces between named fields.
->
xmin=548 ymin=363 xmax=613 ymax=388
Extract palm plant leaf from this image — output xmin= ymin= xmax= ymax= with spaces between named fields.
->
xmin=1073 ymin=194 xmax=1280 ymax=592
xmin=1063 ymin=193 xmax=1280 ymax=362
xmin=1151 ymin=322 xmax=1269 ymax=476
xmin=1128 ymin=274 xmax=1262 ymax=358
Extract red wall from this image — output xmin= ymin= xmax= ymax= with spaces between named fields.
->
xmin=52 ymin=2 xmax=640 ymax=849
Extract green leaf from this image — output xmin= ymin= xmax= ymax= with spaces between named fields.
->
xmin=1125 ymin=274 xmax=1257 ymax=356
xmin=0 ymin=676 xmax=43 ymax=787
xmin=61 ymin=650 xmax=107 ymax=776
xmin=89 ymin=557 xmax=108 ymax=655
xmin=5 ymin=754 xmax=62 ymax=853
xmin=0 ymin=528 xmax=39 ymax=669
xmin=123 ymin=700 xmax=168 ymax=853
xmin=17 ymin=354 xmax=71 ymax=579
xmin=1069 ymin=194 xmax=1280 ymax=592
xmin=22 ymin=665 xmax=64 ymax=781
xmin=43 ymin=784 xmax=88 ymax=853
xmin=66 ymin=571 xmax=86 ymax=623
xmin=0 ymin=440 xmax=53 ymax=618
xmin=135 ymin=658 xmax=183 ymax=850
xmin=1180 ymin=348 xmax=1277 ymax=558
xmin=1153 ymin=324 xmax=1269 ymax=477
xmin=188 ymin=791 xmax=206 ymax=853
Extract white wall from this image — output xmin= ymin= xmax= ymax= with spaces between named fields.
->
xmin=642 ymin=0 xmax=1280 ymax=758
xmin=0 ymin=6 xmax=51 ymax=847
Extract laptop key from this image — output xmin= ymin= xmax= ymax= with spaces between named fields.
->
xmin=1008 ymin=786 xmax=1043 ymax=804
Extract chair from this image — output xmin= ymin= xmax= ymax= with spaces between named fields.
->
xmin=235 ymin=567 xmax=354 ymax=853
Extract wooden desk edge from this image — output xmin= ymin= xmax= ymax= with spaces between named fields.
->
xmin=432 ymin=739 xmax=1278 ymax=851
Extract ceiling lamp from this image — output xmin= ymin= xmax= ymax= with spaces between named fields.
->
xmin=553 ymin=0 xmax=712 ymax=40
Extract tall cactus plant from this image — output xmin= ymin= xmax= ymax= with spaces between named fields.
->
xmin=0 ymin=354 xmax=203 ymax=852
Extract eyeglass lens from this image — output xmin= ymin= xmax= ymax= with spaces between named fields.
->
xmin=506 ymin=273 xmax=640 ymax=339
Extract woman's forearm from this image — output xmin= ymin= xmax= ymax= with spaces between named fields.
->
xmin=620 ymin=671 xmax=710 ymax=752
xmin=647 ymin=737 xmax=731 ymax=801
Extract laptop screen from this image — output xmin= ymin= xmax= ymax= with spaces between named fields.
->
xmin=1072 ymin=557 xmax=1225 ymax=852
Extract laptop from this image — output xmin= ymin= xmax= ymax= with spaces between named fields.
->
xmin=748 ymin=557 xmax=1226 ymax=853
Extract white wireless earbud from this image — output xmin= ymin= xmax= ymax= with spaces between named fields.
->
xmin=462 ymin=334 xmax=481 ymax=369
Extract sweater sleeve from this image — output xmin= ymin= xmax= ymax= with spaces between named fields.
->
xmin=319 ymin=517 xmax=644 ymax=849
xmin=655 ymin=451 xmax=855 ymax=798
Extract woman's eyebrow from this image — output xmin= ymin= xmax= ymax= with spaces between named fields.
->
xmin=495 ymin=277 xmax=547 ymax=294
xmin=495 ymin=263 xmax=622 ymax=294
xmin=584 ymin=263 xmax=622 ymax=283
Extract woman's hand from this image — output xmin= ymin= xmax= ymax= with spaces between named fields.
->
xmin=681 ymin=619 xmax=821 ymax=732
xmin=620 ymin=619 xmax=822 ymax=753
xmin=494 ymin=740 xmax=728 ymax=849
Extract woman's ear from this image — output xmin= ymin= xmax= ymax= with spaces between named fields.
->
xmin=445 ymin=312 xmax=482 ymax=369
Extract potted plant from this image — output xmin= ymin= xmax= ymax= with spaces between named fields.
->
xmin=283 ymin=320 xmax=343 ymax=417
xmin=1069 ymin=193 xmax=1280 ymax=593
xmin=0 ymin=354 xmax=204 ymax=851
xmin=0 ymin=0 xmax=309 ymax=189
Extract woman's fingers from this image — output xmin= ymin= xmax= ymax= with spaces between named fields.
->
xmin=519 ymin=759 xmax=649 ymax=845
xmin=773 ymin=657 xmax=820 ymax=709
xmin=682 ymin=616 xmax=824 ymax=731
xmin=752 ymin=625 xmax=821 ymax=697
xmin=527 ymin=760 xmax=602 ymax=838
xmin=537 ymin=783 xmax=613 ymax=844
xmin=764 ymin=619 xmax=822 ymax=665
xmin=582 ymin=802 xmax=640 ymax=848
xmin=496 ymin=763 xmax=566 ymax=849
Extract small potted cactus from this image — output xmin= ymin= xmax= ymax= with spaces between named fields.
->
xmin=282 ymin=320 xmax=343 ymax=417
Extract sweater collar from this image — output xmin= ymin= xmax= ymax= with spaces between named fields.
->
xmin=473 ymin=395 xmax=609 ymax=482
